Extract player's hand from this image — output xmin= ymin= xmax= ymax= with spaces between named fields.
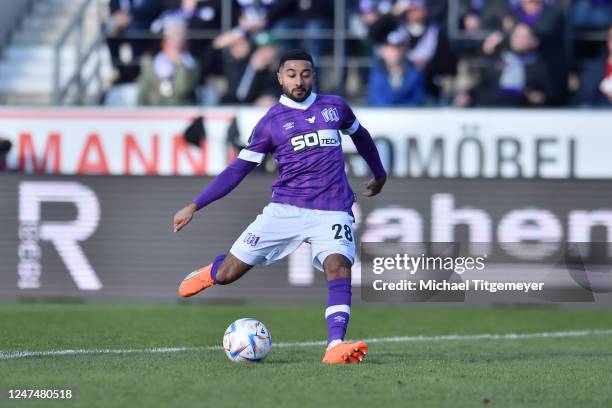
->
xmin=173 ymin=203 xmax=198 ymax=233
xmin=212 ymin=29 xmax=244 ymax=49
xmin=482 ymin=31 xmax=503 ymax=55
xmin=362 ymin=177 xmax=386 ymax=197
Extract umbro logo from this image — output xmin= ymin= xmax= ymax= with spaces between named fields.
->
xmin=283 ymin=121 xmax=295 ymax=130
xmin=305 ymin=116 xmax=316 ymax=124
xmin=333 ymin=316 xmax=346 ymax=323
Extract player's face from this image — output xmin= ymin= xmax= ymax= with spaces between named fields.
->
xmin=277 ymin=60 xmax=314 ymax=102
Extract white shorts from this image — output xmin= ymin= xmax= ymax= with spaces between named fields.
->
xmin=230 ymin=203 xmax=355 ymax=271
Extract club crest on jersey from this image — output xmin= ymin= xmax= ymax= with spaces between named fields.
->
xmin=321 ymin=107 xmax=340 ymax=122
xmin=305 ymin=116 xmax=316 ymax=124
xmin=243 ymin=233 xmax=261 ymax=247
xmin=290 ymin=131 xmax=340 ymax=152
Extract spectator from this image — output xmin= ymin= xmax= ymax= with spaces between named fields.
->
xmin=368 ymin=30 xmax=426 ymax=106
xmin=151 ymin=0 xmax=222 ymax=34
xmin=0 ymin=138 xmax=11 ymax=171
xmin=574 ymin=26 xmax=612 ymax=106
xmin=462 ymin=24 xmax=559 ymax=107
xmin=460 ymin=0 xmax=514 ymax=33
xmin=228 ymin=1 xmax=334 ymax=63
xmin=137 ymin=19 xmax=199 ymax=105
xmin=361 ymin=0 xmax=445 ymax=40
xmin=359 ymin=0 xmax=408 ymax=44
xmin=213 ymin=0 xmax=333 ymax=84
xmin=573 ymin=0 xmax=612 ymax=30
xmin=266 ymin=0 xmax=334 ymax=63
xmin=151 ymin=0 xmax=226 ymax=81
xmin=106 ymin=0 xmax=166 ymax=82
xmin=235 ymin=0 xmax=275 ymax=33
xmin=483 ymin=0 xmax=565 ymax=57
xmin=483 ymin=0 xmax=566 ymax=103
xmin=394 ymin=0 xmax=457 ymax=100
xmin=218 ymin=32 xmax=280 ymax=106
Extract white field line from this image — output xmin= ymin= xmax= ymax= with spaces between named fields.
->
xmin=1 ymin=329 xmax=612 ymax=361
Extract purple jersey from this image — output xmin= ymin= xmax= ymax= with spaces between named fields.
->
xmin=237 ymin=93 xmax=362 ymax=213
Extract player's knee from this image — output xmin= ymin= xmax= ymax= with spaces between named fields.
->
xmin=326 ymin=265 xmax=350 ymax=280
xmin=324 ymin=255 xmax=351 ymax=280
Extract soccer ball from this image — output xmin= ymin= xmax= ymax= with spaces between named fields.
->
xmin=223 ymin=318 xmax=272 ymax=363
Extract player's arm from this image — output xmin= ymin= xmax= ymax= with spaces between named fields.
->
xmin=340 ymin=103 xmax=387 ymax=197
xmin=173 ymin=158 xmax=258 ymax=232
xmin=350 ymin=124 xmax=387 ymax=196
xmin=173 ymin=119 xmax=272 ymax=233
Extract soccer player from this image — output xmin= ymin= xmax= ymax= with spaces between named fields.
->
xmin=173 ymin=49 xmax=386 ymax=365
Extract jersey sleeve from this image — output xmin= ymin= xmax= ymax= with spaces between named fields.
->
xmin=237 ymin=116 xmax=273 ymax=165
xmin=338 ymin=98 xmax=360 ymax=135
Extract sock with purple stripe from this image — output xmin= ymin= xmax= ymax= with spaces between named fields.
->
xmin=210 ymin=254 xmax=227 ymax=285
xmin=325 ymin=278 xmax=351 ymax=347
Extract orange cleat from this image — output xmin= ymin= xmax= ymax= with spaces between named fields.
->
xmin=322 ymin=341 xmax=368 ymax=365
xmin=178 ymin=264 xmax=215 ymax=297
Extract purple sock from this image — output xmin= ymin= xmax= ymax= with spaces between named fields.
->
xmin=210 ymin=254 xmax=226 ymax=285
xmin=325 ymin=278 xmax=351 ymax=346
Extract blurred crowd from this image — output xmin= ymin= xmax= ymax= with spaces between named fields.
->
xmin=104 ymin=0 xmax=612 ymax=108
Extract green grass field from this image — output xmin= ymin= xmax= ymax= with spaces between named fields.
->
xmin=1 ymin=304 xmax=612 ymax=407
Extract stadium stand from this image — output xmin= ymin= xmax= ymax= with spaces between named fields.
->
xmin=0 ymin=0 xmax=108 ymax=105
xmin=0 ymin=0 xmax=609 ymax=107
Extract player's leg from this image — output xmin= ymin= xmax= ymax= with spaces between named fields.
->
xmin=178 ymin=253 xmax=253 ymax=298
xmin=323 ymin=254 xmax=352 ymax=348
xmin=214 ymin=254 xmax=253 ymax=283
xmin=178 ymin=203 xmax=303 ymax=298
xmin=309 ymin=210 xmax=367 ymax=364
xmin=320 ymin=254 xmax=368 ymax=364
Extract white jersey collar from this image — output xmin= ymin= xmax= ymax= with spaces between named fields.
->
xmin=279 ymin=92 xmax=317 ymax=110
